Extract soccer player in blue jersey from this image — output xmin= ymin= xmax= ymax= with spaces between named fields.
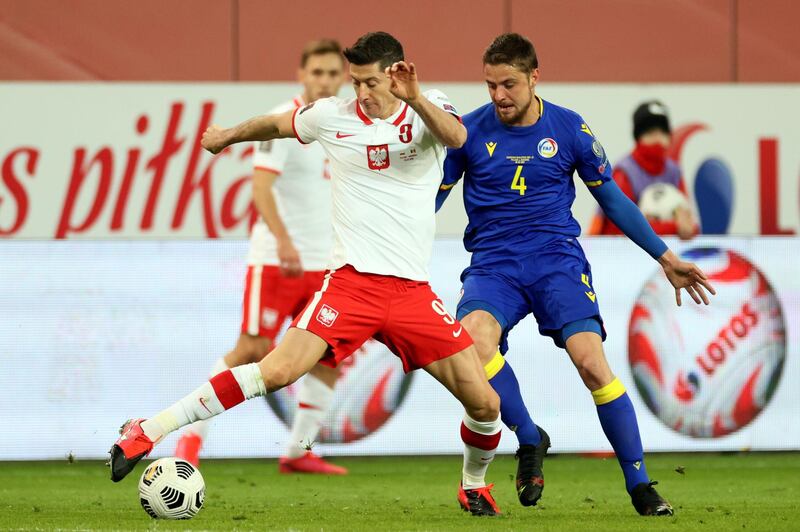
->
xmin=437 ymin=33 xmax=716 ymax=516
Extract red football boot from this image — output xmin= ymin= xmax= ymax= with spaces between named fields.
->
xmin=458 ymin=483 xmax=501 ymax=516
xmin=108 ymin=418 xmax=154 ymax=482
xmin=278 ymin=452 xmax=348 ymax=475
xmin=174 ymin=432 xmax=202 ymax=467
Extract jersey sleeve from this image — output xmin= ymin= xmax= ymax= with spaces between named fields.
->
xmin=573 ymin=117 xmax=612 ymax=189
xmin=252 ymin=139 xmax=290 ymax=175
xmin=423 ymin=89 xmax=461 ymax=121
xmin=292 ymin=98 xmax=333 ymax=144
xmin=436 ymin=146 xmax=467 ymax=212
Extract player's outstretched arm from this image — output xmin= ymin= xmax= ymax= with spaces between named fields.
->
xmin=589 ymin=179 xmax=716 ymax=306
xmin=386 ymin=61 xmax=467 ymax=148
xmin=201 ymin=110 xmax=296 ymax=154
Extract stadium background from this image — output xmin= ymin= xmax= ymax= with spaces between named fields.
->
xmin=1 ymin=0 xmax=799 ymax=462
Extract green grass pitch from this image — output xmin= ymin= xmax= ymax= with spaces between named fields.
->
xmin=1 ymin=453 xmax=797 ymax=531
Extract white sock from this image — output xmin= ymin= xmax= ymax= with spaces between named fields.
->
xmin=141 ymin=363 xmax=265 ymax=443
xmin=285 ymin=373 xmax=334 ymax=459
xmin=179 ymin=357 xmax=229 ymax=442
xmin=461 ymin=413 xmax=502 ymax=489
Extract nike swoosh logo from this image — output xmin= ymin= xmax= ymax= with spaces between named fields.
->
xmin=336 ymin=132 xmax=355 ymax=139
xmin=199 ymin=397 xmax=212 ymax=415
xmin=453 ymin=326 xmax=463 ymax=338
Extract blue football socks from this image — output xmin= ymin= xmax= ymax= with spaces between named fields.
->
xmin=485 ymin=352 xmax=541 ymax=446
xmin=593 ymin=377 xmax=650 ymax=493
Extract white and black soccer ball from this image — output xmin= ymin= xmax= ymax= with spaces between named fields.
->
xmin=638 ymin=182 xmax=690 ymax=221
xmin=138 ymin=457 xmax=205 ymax=519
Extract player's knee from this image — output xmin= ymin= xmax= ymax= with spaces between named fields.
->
xmin=233 ymin=335 xmax=272 ymax=365
xmin=224 ymin=348 xmax=251 ymax=367
xmin=573 ymin=352 xmax=610 ymax=388
xmin=473 ymin=337 xmax=499 ymax=364
xmin=249 ymin=337 xmax=273 ymax=361
xmin=461 ymin=316 xmax=498 ymax=362
xmin=468 ymin=388 xmax=500 ymax=422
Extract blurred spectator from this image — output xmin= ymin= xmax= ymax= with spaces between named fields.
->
xmin=589 ymin=101 xmax=697 ymax=239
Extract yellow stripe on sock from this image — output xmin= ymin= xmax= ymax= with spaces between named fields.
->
xmin=591 ymin=377 xmax=626 ymax=405
xmin=484 ymin=351 xmax=506 ymax=380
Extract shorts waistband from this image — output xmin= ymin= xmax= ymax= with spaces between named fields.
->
xmin=333 ymin=264 xmax=428 ymax=292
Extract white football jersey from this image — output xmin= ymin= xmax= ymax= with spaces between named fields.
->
xmin=292 ymin=90 xmax=458 ymax=281
xmin=248 ymin=96 xmax=331 ymax=270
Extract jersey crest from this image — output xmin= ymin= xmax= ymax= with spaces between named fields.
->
xmin=367 ymin=144 xmax=390 ymax=170
xmin=537 ymin=138 xmax=558 ymax=158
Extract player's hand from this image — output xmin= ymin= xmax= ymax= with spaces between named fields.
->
xmin=277 ymin=239 xmax=303 ymax=278
xmin=386 ymin=61 xmax=421 ymax=104
xmin=658 ymin=250 xmax=716 ymax=306
xmin=201 ymin=125 xmax=229 ymax=154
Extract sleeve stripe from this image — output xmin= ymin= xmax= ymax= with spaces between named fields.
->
xmin=253 ymin=165 xmax=282 ymax=175
xmin=291 ymin=106 xmax=309 ymax=145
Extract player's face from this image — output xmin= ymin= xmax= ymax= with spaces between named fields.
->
xmin=350 ymin=62 xmax=397 ymax=119
xmin=299 ymin=53 xmax=345 ymax=102
xmin=484 ymin=64 xmax=539 ymax=125
xmin=638 ymin=129 xmax=671 ymax=148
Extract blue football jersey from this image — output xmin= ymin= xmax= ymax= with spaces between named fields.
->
xmin=443 ymin=96 xmax=612 ymax=253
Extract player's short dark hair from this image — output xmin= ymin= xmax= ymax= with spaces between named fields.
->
xmin=300 ymin=39 xmax=343 ymax=67
xmin=483 ymin=33 xmax=539 ymax=74
xmin=343 ymin=32 xmax=404 ymax=70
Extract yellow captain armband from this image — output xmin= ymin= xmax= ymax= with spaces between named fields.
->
xmin=591 ymin=377 xmax=626 ymax=405
xmin=484 ymin=351 xmax=506 ymax=380
xmin=439 ymin=183 xmax=456 ymax=191
xmin=584 ymin=179 xmax=604 ymax=188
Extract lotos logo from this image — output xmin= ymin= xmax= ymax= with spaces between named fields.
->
xmin=367 ymin=144 xmax=390 ymax=170
xmin=537 ymin=138 xmax=558 ymax=159
xmin=316 ymin=304 xmax=339 ymax=327
xmin=628 ymin=247 xmax=786 ymax=438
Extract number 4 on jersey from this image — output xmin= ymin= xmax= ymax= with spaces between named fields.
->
xmin=511 ymin=165 xmax=527 ymax=195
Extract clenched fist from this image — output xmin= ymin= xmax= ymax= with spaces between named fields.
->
xmin=201 ymin=125 xmax=229 ymax=154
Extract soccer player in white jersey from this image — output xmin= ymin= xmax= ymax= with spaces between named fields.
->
xmin=173 ymin=40 xmax=348 ymax=475
xmin=109 ymin=32 xmax=504 ymax=516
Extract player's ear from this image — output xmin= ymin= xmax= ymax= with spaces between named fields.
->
xmin=296 ymin=67 xmax=304 ymax=84
xmin=530 ymin=68 xmax=540 ymax=88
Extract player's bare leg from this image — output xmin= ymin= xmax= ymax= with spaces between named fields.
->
xmin=109 ymin=328 xmax=328 ymax=482
xmin=565 ymin=331 xmax=673 ymax=516
xmin=279 ymin=361 xmax=348 ymax=475
xmin=174 ymin=332 xmax=345 ymax=472
xmin=423 ymin=345 xmax=503 ymax=516
xmin=459 ymin=311 xmax=501 ymax=367
xmin=460 ymin=310 xmax=549 ymax=507
xmin=175 ymin=334 xmax=272 ymax=465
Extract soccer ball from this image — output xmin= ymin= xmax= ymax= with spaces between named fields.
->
xmin=266 ymin=339 xmax=413 ymax=443
xmin=628 ymin=248 xmax=786 ymax=438
xmin=138 ymin=457 xmax=205 ymax=519
xmin=638 ymin=182 xmax=689 ymax=221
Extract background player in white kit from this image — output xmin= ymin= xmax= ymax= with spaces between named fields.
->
xmin=174 ymin=40 xmax=348 ymax=475
xmin=110 ymin=32 xmax=504 ymax=516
